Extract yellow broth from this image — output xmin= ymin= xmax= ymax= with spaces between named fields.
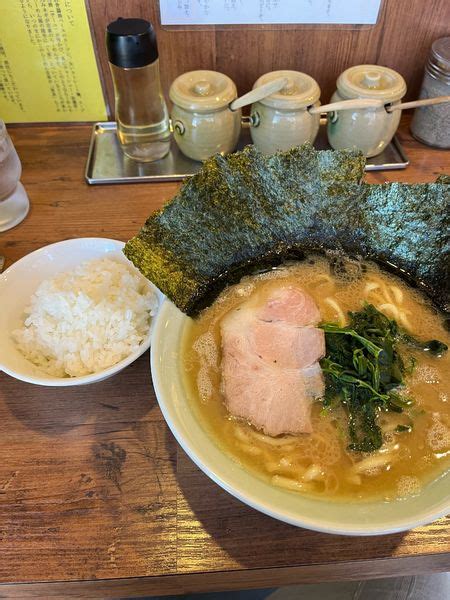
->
xmin=181 ymin=257 xmax=450 ymax=502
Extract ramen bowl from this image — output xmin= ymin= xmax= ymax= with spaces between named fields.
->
xmin=151 ymin=297 xmax=450 ymax=536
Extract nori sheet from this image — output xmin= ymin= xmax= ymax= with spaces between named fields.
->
xmin=124 ymin=143 xmax=449 ymax=316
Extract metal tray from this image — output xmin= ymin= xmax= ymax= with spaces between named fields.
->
xmin=85 ymin=122 xmax=409 ymax=185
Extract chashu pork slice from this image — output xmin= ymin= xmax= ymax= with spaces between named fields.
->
xmin=220 ymin=286 xmax=325 ymax=437
xmin=257 ymin=285 xmax=321 ymax=326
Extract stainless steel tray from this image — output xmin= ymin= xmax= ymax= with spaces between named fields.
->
xmin=85 ymin=122 xmax=409 ymax=185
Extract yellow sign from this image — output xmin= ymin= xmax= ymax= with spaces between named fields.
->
xmin=0 ymin=0 xmax=107 ymax=122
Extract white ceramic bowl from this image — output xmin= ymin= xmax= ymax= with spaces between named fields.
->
xmin=0 ymin=238 xmax=161 ymax=386
xmin=151 ymin=298 xmax=450 ymax=536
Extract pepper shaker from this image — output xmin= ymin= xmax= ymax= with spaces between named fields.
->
xmin=411 ymin=37 xmax=450 ymax=148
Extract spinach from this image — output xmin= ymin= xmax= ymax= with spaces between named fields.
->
xmin=320 ymin=303 xmax=446 ymax=453
xmin=400 ymin=334 xmax=448 ymax=357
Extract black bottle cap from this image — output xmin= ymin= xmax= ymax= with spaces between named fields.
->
xmin=106 ymin=18 xmax=158 ymax=68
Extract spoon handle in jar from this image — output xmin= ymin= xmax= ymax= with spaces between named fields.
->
xmin=229 ymin=77 xmax=288 ymax=111
xmin=308 ymin=98 xmax=384 ymax=115
xmin=385 ymin=95 xmax=450 ymax=112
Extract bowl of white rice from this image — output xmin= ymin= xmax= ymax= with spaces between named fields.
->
xmin=0 ymin=238 xmax=161 ymax=386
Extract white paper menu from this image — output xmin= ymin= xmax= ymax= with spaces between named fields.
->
xmin=159 ymin=0 xmax=382 ymax=26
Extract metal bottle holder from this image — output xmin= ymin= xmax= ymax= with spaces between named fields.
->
xmin=85 ymin=119 xmax=410 ymax=185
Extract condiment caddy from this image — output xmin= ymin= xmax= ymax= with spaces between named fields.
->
xmin=85 ymin=120 xmax=409 ymax=185
xmin=89 ymin=19 xmax=449 ymax=182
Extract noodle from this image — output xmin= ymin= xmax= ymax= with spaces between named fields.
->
xmin=238 ymin=444 xmax=262 ymax=456
xmin=303 ymin=464 xmax=324 ymax=482
xmin=364 ymin=282 xmax=380 ymax=294
xmin=272 ymin=475 xmax=311 ymax=491
xmin=390 ymin=285 xmax=403 ymax=304
xmin=323 ymin=297 xmax=346 ymax=326
xmin=352 ymin=453 xmax=395 ymax=474
xmin=248 ymin=429 xmax=298 ymax=447
xmin=398 ymin=310 xmax=412 ymax=330
xmin=378 ymin=303 xmax=400 ymax=320
xmin=381 ymin=285 xmax=395 ymax=304
xmin=266 ymin=459 xmax=306 ymax=478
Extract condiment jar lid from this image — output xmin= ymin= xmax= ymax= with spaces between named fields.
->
xmin=252 ymin=70 xmax=321 ymax=109
xmin=428 ymin=37 xmax=450 ymax=81
xmin=336 ymin=65 xmax=406 ymax=102
xmin=169 ymin=70 xmax=237 ymax=112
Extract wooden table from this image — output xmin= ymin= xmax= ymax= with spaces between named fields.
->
xmin=1 ymin=118 xmax=449 ymax=598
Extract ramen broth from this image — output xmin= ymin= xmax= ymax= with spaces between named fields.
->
xmin=181 ymin=257 xmax=450 ymax=501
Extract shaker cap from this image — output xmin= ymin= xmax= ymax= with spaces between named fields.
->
xmin=428 ymin=37 xmax=450 ymax=80
xmin=252 ymin=70 xmax=321 ymax=109
xmin=336 ymin=65 xmax=406 ymax=101
xmin=106 ymin=18 xmax=158 ymax=68
xmin=169 ymin=70 xmax=237 ymax=112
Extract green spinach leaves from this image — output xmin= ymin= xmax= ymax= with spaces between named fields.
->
xmin=320 ymin=304 xmax=447 ymax=453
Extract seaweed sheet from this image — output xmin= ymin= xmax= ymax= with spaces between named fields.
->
xmin=124 ymin=143 xmax=449 ymax=316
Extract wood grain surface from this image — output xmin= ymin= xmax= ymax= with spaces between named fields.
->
xmin=0 ymin=117 xmax=449 ymax=597
xmin=86 ymin=0 xmax=450 ymax=119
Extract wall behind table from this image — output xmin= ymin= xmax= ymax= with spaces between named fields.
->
xmin=87 ymin=0 xmax=450 ymax=118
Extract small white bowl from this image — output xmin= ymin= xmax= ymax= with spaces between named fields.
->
xmin=151 ymin=298 xmax=450 ymax=535
xmin=0 ymin=237 xmax=162 ymax=386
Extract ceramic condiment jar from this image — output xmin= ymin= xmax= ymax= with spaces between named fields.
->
xmin=327 ymin=65 xmax=407 ymax=157
xmin=249 ymin=70 xmax=321 ymax=154
xmin=169 ymin=70 xmax=241 ymax=161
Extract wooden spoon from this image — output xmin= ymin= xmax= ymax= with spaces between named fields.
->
xmin=385 ymin=95 xmax=450 ymax=112
xmin=229 ymin=77 xmax=288 ymax=112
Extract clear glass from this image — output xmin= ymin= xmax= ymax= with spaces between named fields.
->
xmin=109 ymin=59 xmax=171 ymax=162
xmin=0 ymin=121 xmax=29 ymax=232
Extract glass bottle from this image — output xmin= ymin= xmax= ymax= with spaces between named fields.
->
xmin=0 ymin=120 xmax=29 ymax=232
xmin=411 ymin=37 xmax=450 ymax=149
xmin=106 ymin=18 xmax=171 ymax=162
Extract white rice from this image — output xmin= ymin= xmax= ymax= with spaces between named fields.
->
xmin=12 ymin=257 xmax=158 ymax=377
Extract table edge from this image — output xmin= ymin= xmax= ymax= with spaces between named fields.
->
xmin=2 ymin=553 xmax=450 ymax=598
